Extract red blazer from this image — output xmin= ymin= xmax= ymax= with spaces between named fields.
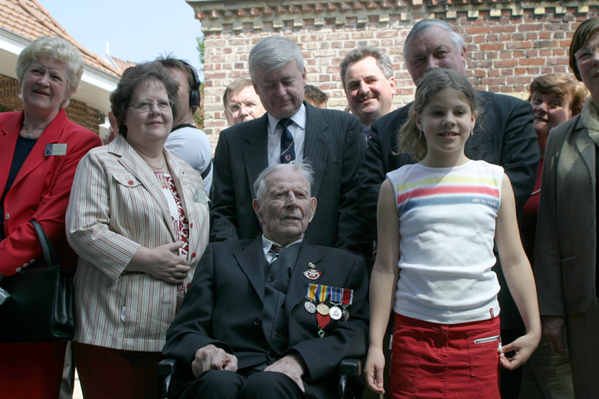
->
xmin=0 ymin=110 xmax=101 ymax=276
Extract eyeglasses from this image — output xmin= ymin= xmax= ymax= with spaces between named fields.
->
xmin=575 ymin=46 xmax=599 ymax=63
xmin=128 ymin=100 xmax=173 ymax=113
xmin=226 ymin=102 xmax=261 ymax=115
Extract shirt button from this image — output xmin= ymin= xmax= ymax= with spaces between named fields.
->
xmin=253 ymin=318 xmax=262 ymax=326
xmin=128 ymin=180 xmax=134 ymax=186
xmin=191 ymin=253 xmax=197 ymax=259
xmin=30 ymin=259 xmax=36 ymax=264
xmin=4 ymin=213 xmax=9 ymax=220
xmin=190 ymin=223 xmax=194 ymax=229
xmin=16 ymin=267 xmax=22 ymax=272
xmin=22 ymin=263 xmax=28 ymax=268
xmin=268 ymin=277 xmax=275 ymax=283
xmin=275 ymin=330 xmax=282 ymax=337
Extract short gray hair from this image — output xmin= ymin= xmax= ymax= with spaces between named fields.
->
xmin=403 ymin=19 xmax=465 ymax=61
xmin=223 ymin=78 xmax=253 ymax=109
xmin=340 ymin=46 xmax=394 ymax=88
xmin=249 ymin=36 xmax=305 ymax=81
xmin=254 ymin=160 xmax=315 ymax=201
xmin=16 ymin=36 xmax=84 ymax=107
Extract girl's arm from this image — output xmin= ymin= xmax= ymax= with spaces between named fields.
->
xmin=495 ymin=173 xmax=542 ymax=370
xmin=365 ymin=179 xmax=401 ymax=394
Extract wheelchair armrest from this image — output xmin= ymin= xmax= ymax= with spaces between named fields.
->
xmin=158 ymin=358 xmax=179 ymax=376
xmin=340 ymin=358 xmax=362 ymax=376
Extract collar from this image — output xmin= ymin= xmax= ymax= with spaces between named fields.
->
xmin=261 ymin=234 xmax=303 ymax=257
xmin=267 ymin=104 xmax=306 ymax=135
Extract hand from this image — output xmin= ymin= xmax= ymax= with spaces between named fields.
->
xmin=128 ymin=242 xmax=190 ymax=284
xmin=542 ymin=316 xmax=568 ymax=357
xmin=365 ymin=346 xmax=386 ymax=394
xmin=499 ymin=331 xmax=541 ymax=371
xmin=192 ymin=344 xmax=238 ymax=378
xmin=264 ymin=354 xmax=306 ymax=392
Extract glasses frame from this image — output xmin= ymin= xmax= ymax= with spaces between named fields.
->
xmin=128 ymin=100 xmax=174 ymax=113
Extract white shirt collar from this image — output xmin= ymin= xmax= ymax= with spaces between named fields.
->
xmin=267 ymin=103 xmax=306 ymax=134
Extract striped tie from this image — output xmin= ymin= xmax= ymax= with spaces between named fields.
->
xmin=269 ymin=244 xmax=284 ymax=264
xmin=278 ymin=118 xmax=295 ymax=164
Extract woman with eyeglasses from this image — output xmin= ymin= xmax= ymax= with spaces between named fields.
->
xmin=65 ymin=61 xmax=209 ymax=399
xmin=534 ymin=17 xmax=599 ymax=398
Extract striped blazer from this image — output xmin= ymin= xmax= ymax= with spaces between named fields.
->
xmin=66 ymin=135 xmax=209 ymax=352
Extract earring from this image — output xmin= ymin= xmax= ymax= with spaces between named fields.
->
xmin=470 ymin=128 xmax=474 ymax=136
xmin=418 ymin=127 xmax=422 ymax=139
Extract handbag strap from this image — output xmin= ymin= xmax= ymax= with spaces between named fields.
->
xmin=30 ymin=220 xmax=62 ymax=267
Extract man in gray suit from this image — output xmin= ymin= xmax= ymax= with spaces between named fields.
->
xmin=211 ymin=36 xmax=370 ymax=260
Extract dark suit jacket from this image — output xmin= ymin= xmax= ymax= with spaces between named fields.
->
xmin=357 ymin=90 xmax=540 ymax=328
xmin=534 ymin=115 xmax=597 ymax=316
xmin=0 ymin=110 xmax=101 ymax=276
xmin=210 ymin=102 xmax=370 ymax=259
xmin=163 ymin=238 xmax=369 ymax=399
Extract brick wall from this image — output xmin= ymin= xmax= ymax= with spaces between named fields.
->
xmin=0 ymin=73 xmax=102 ymax=134
xmin=189 ymin=0 xmax=598 ymax=143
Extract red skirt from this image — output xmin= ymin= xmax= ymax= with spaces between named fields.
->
xmin=0 ymin=341 xmax=67 ymax=399
xmin=389 ymin=313 xmax=501 ymax=399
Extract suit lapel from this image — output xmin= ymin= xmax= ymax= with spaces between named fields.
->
xmin=0 ymin=112 xmax=23 ymax=191
xmin=243 ymin=115 xmax=269 ymax=200
xmin=112 ymin=136 xmax=176 ymax=241
xmin=286 ymin=241 xmax=323 ymax=315
xmin=9 ymin=110 xmax=68 ymax=189
xmin=303 ymin=104 xmax=329 ymax=199
xmin=573 ymin=117 xmax=596 ymax=189
xmin=234 ymin=236 xmax=266 ymax=303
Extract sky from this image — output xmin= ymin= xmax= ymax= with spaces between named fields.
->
xmin=43 ymin=0 xmax=204 ymax=78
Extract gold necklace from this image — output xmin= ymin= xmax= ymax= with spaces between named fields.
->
xmin=146 ymin=154 xmax=166 ymax=171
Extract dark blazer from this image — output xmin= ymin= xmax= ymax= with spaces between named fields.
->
xmin=534 ymin=115 xmax=597 ymax=316
xmin=210 ymin=102 xmax=370 ymax=259
xmin=357 ymin=90 xmax=539 ymax=329
xmin=163 ymin=237 xmax=369 ymax=399
xmin=0 ymin=110 xmax=101 ymax=276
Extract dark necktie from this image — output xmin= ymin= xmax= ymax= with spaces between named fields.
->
xmin=278 ymin=118 xmax=295 ymax=164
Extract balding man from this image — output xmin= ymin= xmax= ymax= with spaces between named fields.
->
xmin=357 ymin=19 xmax=540 ymax=398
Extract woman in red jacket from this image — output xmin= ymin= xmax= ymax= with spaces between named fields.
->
xmin=0 ymin=36 xmax=101 ymax=399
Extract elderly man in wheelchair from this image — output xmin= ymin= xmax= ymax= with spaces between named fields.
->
xmin=161 ymin=162 xmax=369 ymax=399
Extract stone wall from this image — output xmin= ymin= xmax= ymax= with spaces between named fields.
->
xmin=188 ymin=0 xmax=598 ymax=142
xmin=0 ymin=74 xmax=102 ymax=134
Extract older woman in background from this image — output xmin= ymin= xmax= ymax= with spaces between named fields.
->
xmin=534 ymin=17 xmax=599 ymax=399
xmin=0 ymin=37 xmax=101 ymax=399
xmin=66 ymin=62 xmax=209 ymax=399
xmin=519 ymin=74 xmax=587 ymax=399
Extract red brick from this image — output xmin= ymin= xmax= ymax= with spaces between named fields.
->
xmin=519 ymin=58 xmax=545 ymax=66
xmin=480 ymin=43 xmax=504 ymax=51
xmin=495 ymin=59 xmax=518 ymax=68
xmin=466 ymin=26 xmax=491 ymax=34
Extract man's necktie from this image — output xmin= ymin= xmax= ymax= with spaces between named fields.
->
xmin=278 ymin=118 xmax=295 ymax=164
xmin=269 ymin=244 xmax=284 ymax=264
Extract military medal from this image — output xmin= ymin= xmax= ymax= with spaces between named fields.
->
xmin=304 ymin=284 xmax=318 ymax=314
xmin=303 ymin=262 xmax=322 ymax=280
xmin=316 ymin=303 xmax=330 ymax=315
xmin=329 ymin=286 xmax=344 ymax=320
xmin=340 ymin=287 xmax=354 ymax=321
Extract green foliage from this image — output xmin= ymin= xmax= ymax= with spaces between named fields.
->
xmin=194 ymin=36 xmax=205 ymax=129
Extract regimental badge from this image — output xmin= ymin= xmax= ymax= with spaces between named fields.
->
xmin=303 ymin=261 xmax=322 ymax=280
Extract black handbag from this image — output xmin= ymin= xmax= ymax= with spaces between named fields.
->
xmin=0 ymin=220 xmax=75 ymax=342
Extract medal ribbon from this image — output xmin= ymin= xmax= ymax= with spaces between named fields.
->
xmin=316 ymin=284 xmax=329 ymax=303
xmin=330 ymin=286 xmax=343 ymax=303
xmin=306 ymin=283 xmax=318 ymax=301
xmin=342 ymin=287 xmax=354 ymax=305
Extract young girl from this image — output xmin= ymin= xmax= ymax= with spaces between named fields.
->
xmin=365 ymin=69 xmax=541 ymax=398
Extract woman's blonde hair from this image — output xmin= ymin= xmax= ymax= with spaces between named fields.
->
xmin=398 ymin=69 xmax=478 ymax=161
xmin=15 ymin=36 xmax=84 ymax=107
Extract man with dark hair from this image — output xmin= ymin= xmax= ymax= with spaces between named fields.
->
xmin=223 ymin=78 xmax=266 ymax=126
xmin=340 ymin=46 xmax=396 ymax=138
xmin=357 ymin=19 xmax=540 ymax=398
xmin=164 ymin=162 xmax=369 ymax=399
xmin=156 ymin=56 xmax=213 ymax=193
xmin=303 ymin=85 xmax=328 ymax=109
xmin=211 ymin=36 xmax=370 ymax=261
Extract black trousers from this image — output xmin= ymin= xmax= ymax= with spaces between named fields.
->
xmin=174 ymin=369 xmax=317 ymax=399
